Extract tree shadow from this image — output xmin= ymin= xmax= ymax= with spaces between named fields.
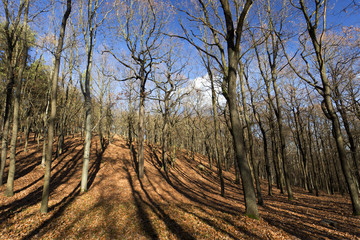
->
xmin=260 ymin=194 xmax=360 ymax=238
xmin=145 ymin=145 xmax=359 ymax=239
xmin=13 ymin=141 xmax=84 ymax=194
xmin=125 ymin=166 xmax=159 ymax=239
xmin=21 ymin=140 xmax=107 ymax=240
xmin=0 ymin=144 xmax=84 ymax=225
xmin=123 ymin=160 xmax=196 ymax=240
xmin=148 ymin=144 xmax=162 ymax=168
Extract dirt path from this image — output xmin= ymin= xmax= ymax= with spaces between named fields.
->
xmin=0 ymin=136 xmax=359 ymax=239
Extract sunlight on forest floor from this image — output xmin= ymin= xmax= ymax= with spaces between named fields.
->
xmin=0 ymin=135 xmax=359 ymax=239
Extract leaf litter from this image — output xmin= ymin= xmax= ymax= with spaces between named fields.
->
xmin=0 ymin=135 xmax=359 ymax=239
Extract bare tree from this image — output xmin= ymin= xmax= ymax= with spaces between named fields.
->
xmin=78 ymin=0 xmax=111 ymax=193
xmin=0 ymin=0 xmax=28 ymax=186
xmin=152 ymin=40 xmax=189 ymax=174
xmin=249 ymin=0 xmax=294 ymax=200
xmin=4 ymin=0 xmax=30 ymax=196
xmin=107 ymin=0 xmax=168 ymax=179
xmin=40 ymin=0 xmax=71 ymax=213
xmin=286 ymin=0 xmax=360 ymax=215
xmin=177 ymin=0 xmax=259 ymax=218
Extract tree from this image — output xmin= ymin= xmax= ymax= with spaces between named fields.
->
xmin=79 ymin=0 xmax=110 ymax=194
xmin=152 ymin=40 xmax=189 ymax=174
xmin=107 ymin=0 xmax=168 ymax=179
xmin=250 ymin=0 xmax=293 ymax=199
xmin=4 ymin=0 xmax=30 ymax=196
xmin=0 ymin=0 xmax=28 ymax=186
xmin=198 ymin=45 xmax=225 ymax=197
xmin=40 ymin=0 xmax=71 ymax=213
xmin=286 ymin=0 xmax=360 ymax=215
xmin=178 ymin=0 xmax=259 ymax=218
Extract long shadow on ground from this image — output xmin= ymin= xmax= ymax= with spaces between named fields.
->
xmin=22 ymin=141 xmax=107 ymax=240
xmin=0 ymin=140 xmax=85 ymax=225
xmin=147 ymin=144 xmax=360 ymax=240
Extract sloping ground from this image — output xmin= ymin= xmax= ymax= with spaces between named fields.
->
xmin=0 ymin=135 xmax=359 ymax=239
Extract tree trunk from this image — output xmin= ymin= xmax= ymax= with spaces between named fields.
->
xmin=4 ymin=0 xmax=29 ymax=195
xmin=161 ymin=116 xmax=168 ymax=172
xmin=40 ymin=0 xmax=71 ymax=213
xmin=81 ymin=99 xmax=92 ymax=193
xmin=0 ymin=116 xmax=10 ymax=186
xmin=299 ymin=0 xmax=360 ymax=215
xmin=225 ymin=47 xmax=258 ymax=218
xmin=138 ymin=74 xmax=146 ymax=179
xmin=24 ymin=115 xmax=31 ymax=153
xmin=273 ymin=80 xmax=293 ymax=200
xmin=207 ymin=65 xmax=224 ymax=197
xmin=5 ymin=68 xmax=23 ymax=197
xmin=240 ymin=63 xmax=263 ymax=205
xmin=5 ymin=39 xmax=28 ymax=196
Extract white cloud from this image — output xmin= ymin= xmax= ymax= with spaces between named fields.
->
xmin=183 ymin=74 xmax=226 ymax=110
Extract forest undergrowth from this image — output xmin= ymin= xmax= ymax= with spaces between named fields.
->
xmin=0 ymin=135 xmax=359 ymax=240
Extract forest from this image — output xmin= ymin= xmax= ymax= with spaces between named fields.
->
xmin=0 ymin=0 xmax=360 ymax=239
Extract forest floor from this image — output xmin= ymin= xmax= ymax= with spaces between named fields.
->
xmin=0 ymin=135 xmax=359 ymax=240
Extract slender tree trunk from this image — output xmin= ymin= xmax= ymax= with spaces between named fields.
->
xmin=262 ymin=127 xmax=272 ymax=195
xmin=240 ymin=64 xmax=263 ymax=205
xmin=5 ymin=40 xmax=28 ymax=196
xmin=99 ymin=91 xmax=104 ymax=152
xmin=4 ymin=0 xmax=29 ymax=195
xmin=80 ymin=0 xmax=101 ymax=193
xmin=308 ymin=133 xmax=319 ymax=196
xmin=270 ymin=121 xmax=284 ymax=192
xmin=0 ymin=58 xmax=15 ymax=187
xmin=0 ymin=116 xmax=10 ymax=186
xmin=336 ymin=93 xmax=360 ymax=191
xmin=161 ymin=112 xmax=168 ymax=172
xmin=40 ymin=0 xmax=71 ymax=213
xmin=298 ymin=0 xmax=360 ymax=215
xmin=247 ymin=76 xmax=272 ymax=195
xmin=41 ymin=131 xmax=47 ymax=167
xmin=207 ymin=66 xmax=224 ymax=196
xmin=0 ymin=1 xmax=20 ymax=186
xmin=5 ymin=69 xmax=23 ymax=196
xmin=81 ymin=100 xmax=92 ymax=192
xmin=138 ymin=74 xmax=146 ymax=179
xmin=273 ymin=80 xmax=293 ymax=200
xmin=24 ymin=115 xmax=31 ymax=153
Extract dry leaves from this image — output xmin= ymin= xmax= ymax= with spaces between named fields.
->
xmin=0 ymin=135 xmax=359 ymax=239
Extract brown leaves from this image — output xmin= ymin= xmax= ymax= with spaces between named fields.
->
xmin=0 ymin=135 xmax=359 ymax=239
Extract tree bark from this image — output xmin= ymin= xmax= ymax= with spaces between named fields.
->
xmin=5 ymin=19 xmax=29 ymax=196
xmin=219 ymin=0 xmax=258 ymax=219
xmin=40 ymin=0 xmax=71 ymax=213
xmin=138 ymin=72 xmax=146 ymax=179
xmin=299 ymin=0 xmax=360 ymax=214
xmin=0 ymin=0 xmax=25 ymax=186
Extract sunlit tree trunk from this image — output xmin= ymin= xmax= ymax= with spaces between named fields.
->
xmin=40 ymin=0 xmax=71 ymax=213
xmin=5 ymin=0 xmax=29 ymax=196
xmin=297 ymin=0 xmax=360 ymax=215
xmin=0 ymin=0 xmax=27 ymax=186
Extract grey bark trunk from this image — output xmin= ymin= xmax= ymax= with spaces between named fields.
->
xmin=226 ymin=50 xmax=258 ymax=218
xmin=81 ymin=100 xmax=92 ymax=192
xmin=5 ymin=40 xmax=27 ymax=196
xmin=4 ymin=0 xmax=29 ymax=195
xmin=208 ymin=68 xmax=224 ymax=196
xmin=299 ymin=0 xmax=360 ymax=215
xmin=138 ymin=75 xmax=146 ymax=179
xmin=40 ymin=0 xmax=71 ymax=213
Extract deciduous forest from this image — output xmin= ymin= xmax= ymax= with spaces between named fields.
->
xmin=0 ymin=0 xmax=360 ymax=239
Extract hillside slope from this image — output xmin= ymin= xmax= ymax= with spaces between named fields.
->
xmin=0 ymin=135 xmax=359 ymax=239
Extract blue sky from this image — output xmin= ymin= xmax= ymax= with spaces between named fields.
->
xmin=1 ymin=0 xmax=359 ymax=101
